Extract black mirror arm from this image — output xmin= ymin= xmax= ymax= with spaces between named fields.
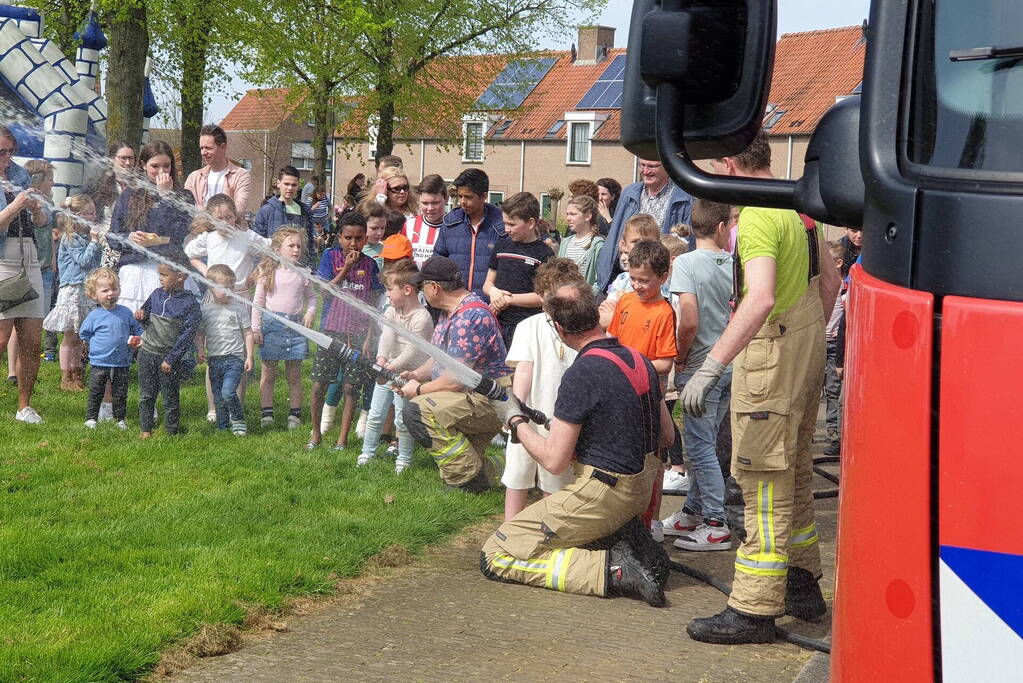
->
xmin=654 ymin=83 xmax=798 ymax=210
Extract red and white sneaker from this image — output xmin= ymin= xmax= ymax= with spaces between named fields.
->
xmin=673 ymin=522 xmax=732 ymax=551
xmin=661 ymin=509 xmax=702 ymax=537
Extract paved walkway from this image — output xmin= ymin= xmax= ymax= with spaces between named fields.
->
xmin=173 ymin=421 xmax=838 ymax=682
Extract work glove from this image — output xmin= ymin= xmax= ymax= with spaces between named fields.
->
xmin=492 ymin=389 xmax=527 ymax=428
xmin=680 ymin=356 xmax=726 ymax=418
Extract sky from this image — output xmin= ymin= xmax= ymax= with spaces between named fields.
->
xmin=196 ymin=0 xmax=872 ymax=125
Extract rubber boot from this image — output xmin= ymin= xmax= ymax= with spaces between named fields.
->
xmin=785 ymin=567 xmax=827 ymax=622
xmin=68 ymin=366 xmax=85 ymax=392
xmin=606 ymin=540 xmax=667 ymax=607
xmin=686 ymin=607 xmax=776 ymax=644
xmin=60 ymin=369 xmax=74 ymax=392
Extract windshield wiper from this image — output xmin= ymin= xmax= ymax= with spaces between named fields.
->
xmin=951 ymin=43 xmax=1023 ymax=62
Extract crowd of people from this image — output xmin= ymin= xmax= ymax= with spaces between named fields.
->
xmin=1 ymin=122 xmax=856 ymax=645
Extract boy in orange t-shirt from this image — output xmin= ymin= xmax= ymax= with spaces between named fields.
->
xmin=607 ymin=239 xmax=678 ymax=539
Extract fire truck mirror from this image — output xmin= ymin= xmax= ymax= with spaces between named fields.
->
xmin=622 ymin=0 xmax=778 ymax=161
xmin=794 ymin=95 xmax=865 ymax=229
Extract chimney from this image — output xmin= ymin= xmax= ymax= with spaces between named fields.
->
xmin=576 ymin=26 xmax=615 ymax=65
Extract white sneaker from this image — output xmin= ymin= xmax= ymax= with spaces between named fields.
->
xmin=650 ymin=520 xmax=665 ymax=543
xmin=260 ymin=415 xmax=274 ymax=427
xmin=673 ymin=522 xmax=732 ymax=551
xmin=84 ymin=419 xmax=97 ymax=429
xmin=287 ymin=414 xmax=301 ymax=430
xmin=395 ymin=463 xmax=408 ymax=475
xmin=116 ymin=420 xmax=128 ymax=430
xmin=662 ymin=509 xmax=702 ymax=536
xmin=98 ymin=402 xmax=114 ymax=422
xmin=320 ymin=404 xmax=337 ymax=433
xmin=356 ymin=454 xmax=371 ymax=466
xmin=355 ymin=410 xmax=368 ymax=438
xmin=206 ymin=410 xmax=217 ymax=423
xmin=15 ymin=406 xmax=42 ymax=424
xmin=663 ymin=469 xmax=690 ymax=493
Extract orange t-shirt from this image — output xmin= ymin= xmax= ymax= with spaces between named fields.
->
xmin=608 ymin=292 xmax=678 ymax=361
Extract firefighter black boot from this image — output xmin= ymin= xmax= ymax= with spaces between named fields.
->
xmin=686 ymin=607 xmax=776 ymax=645
xmin=785 ymin=566 xmax=827 ymax=622
xmin=606 ymin=540 xmax=667 ymax=607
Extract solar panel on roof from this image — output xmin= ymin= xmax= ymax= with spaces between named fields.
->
xmin=474 ymin=57 xmax=557 ymax=110
xmin=576 ymin=55 xmax=627 ymax=110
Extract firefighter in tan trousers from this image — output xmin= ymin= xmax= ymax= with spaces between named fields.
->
xmin=481 ymin=282 xmax=676 ymax=606
xmin=400 ymin=257 xmax=510 ymax=492
xmin=681 ymin=132 xmax=842 ymax=644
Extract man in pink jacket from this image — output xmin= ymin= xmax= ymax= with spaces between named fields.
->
xmin=184 ymin=124 xmax=253 ymax=222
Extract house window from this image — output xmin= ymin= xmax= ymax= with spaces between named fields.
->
xmin=462 ymin=120 xmax=485 ymax=162
xmin=238 ymin=159 xmax=253 ymax=171
xmin=291 ymin=142 xmax=315 ymax=170
xmin=488 ymin=191 xmax=504 ymax=206
xmin=544 ymin=121 xmax=565 ymax=138
xmin=540 ymin=193 xmax=552 ymax=219
xmin=567 ymin=121 xmax=591 ymax=164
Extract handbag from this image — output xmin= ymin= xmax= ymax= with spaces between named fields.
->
xmin=0 ymin=212 xmax=39 ymax=313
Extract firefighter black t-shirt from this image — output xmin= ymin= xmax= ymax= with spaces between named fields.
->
xmin=554 ymin=338 xmax=662 ymax=474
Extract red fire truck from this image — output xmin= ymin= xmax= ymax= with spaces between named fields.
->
xmin=623 ymin=1 xmax=1023 ymax=679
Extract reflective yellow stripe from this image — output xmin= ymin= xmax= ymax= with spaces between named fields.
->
xmin=757 ymin=481 xmax=776 ymax=555
xmin=790 ymin=523 xmax=819 ymax=548
xmin=559 ymin=548 xmax=575 ymax=591
xmin=434 ymin=435 xmax=468 ymax=465
xmin=544 ymin=548 xmax=576 ymax=591
xmin=735 ymin=550 xmax=789 ymax=577
xmin=493 ymin=553 xmax=549 ymax=573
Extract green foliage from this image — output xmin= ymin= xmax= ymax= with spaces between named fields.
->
xmin=0 ymin=361 xmax=501 ymax=680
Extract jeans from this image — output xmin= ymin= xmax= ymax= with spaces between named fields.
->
xmin=361 ymin=382 xmax=412 ymax=465
xmin=676 ymin=367 xmax=732 ymax=524
xmin=138 ymin=349 xmax=183 ymax=434
xmin=824 ymin=340 xmax=842 ymax=440
xmin=209 ymin=355 xmax=245 ymax=429
xmin=86 ymin=365 xmax=129 ymax=421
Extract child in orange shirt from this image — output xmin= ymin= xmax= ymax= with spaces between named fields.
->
xmin=607 ymin=239 xmax=678 ymax=541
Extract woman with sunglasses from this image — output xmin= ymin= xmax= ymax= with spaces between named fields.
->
xmin=0 ymin=126 xmax=51 ymax=424
xmin=365 ymin=166 xmax=418 ymax=217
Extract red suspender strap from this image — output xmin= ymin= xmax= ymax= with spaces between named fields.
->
xmin=582 ymin=347 xmax=650 ymax=396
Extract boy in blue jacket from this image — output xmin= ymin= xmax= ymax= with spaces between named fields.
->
xmin=433 ymin=168 xmax=504 ymax=297
xmin=134 ymin=260 xmax=201 ymax=438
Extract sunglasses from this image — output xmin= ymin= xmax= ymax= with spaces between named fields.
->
xmin=0 ymin=148 xmax=16 ymax=157
xmin=387 ymin=185 xmax=409 ymax=193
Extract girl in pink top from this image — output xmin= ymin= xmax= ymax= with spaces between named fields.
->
xmin=252 ymin=226 xmax=317 ymax=430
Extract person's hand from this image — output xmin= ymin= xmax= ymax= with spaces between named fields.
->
xmin=344 ymin=248 xmax=360 ymax=268
xmin=253 ymin=330 xmax=264 ymax=346
xmin=373 ymin=177 xmax=388 ymax=197
xmin=155 ymin=171 xmax=173 ymax=192
xmin=127 ymin=335 xmax=142 ymax=349
xmin=673 ymin=357 xmax=686 ymax=374
xmin=128 ymin=230 xmax=147 ymax=245
xmin=197 ymin=350 xmax=206 ymax=364
xmin=160 ymin=360 xmax=172 ymax=374
xmin=6 ymin=190 xmax=30 ymax=213
xmin=492 ymin=391 xmax=528 ymax=429
xmin=400 ymin=379 xmax=420 ymax=400
xmin=244 ymin=357 xmax=252 ymax=372
xmin=680 ymin=356 xmax=726 ymax=417
xmin=835 ymin=366 xmax=844 ymax=380
xmin=134 ymin=309 xmax=146 ymax=321
xmin=598 ymin=198 xmax=612 ymax=222
xmin=489 ymin=289 xmax=511 ymax=313
xmin=302 ymin=310 xmax=315 ymax=328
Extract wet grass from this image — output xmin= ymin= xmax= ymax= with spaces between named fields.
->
xmin=0 ymin=360 xmax=502 ymax=681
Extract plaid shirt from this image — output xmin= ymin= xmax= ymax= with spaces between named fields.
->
xmin=316 ymin=249 xmax=382 ymax=335
xmin=638 ymin=181 xmax=675 ymax=229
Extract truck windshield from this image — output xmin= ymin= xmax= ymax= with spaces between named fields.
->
xmin=908 ymin=2 xmax=1023 ymax=172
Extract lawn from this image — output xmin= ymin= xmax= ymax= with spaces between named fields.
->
xmin=0 ymin=359 xmax=502 ymax=681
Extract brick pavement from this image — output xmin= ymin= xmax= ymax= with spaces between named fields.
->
xmin=173 ymin=414 xmax=839 ymax=682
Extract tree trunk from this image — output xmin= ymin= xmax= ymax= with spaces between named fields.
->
xmin=311 ymin=85 xmax=331 ymax=185
xmin=178 ymin=14 xmax=209 ymax=177
xmin=105 ymin=3 xmax=148 ymax=150
xmin=375 ymin=92 xmax=396 ymax=159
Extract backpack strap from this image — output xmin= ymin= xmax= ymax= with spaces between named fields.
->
xmin=582 ymin=346 xmax=650 ymax=396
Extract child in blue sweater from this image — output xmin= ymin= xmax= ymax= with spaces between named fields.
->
xmin=78 ymin=268 xmax=143 ymax=429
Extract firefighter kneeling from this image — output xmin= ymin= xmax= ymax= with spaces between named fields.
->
xmin=481 ymin=282 xmax=674 ymax=606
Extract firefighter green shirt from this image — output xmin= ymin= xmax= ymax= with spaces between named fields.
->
xmin=737 ymin=206 xmax=819 ymax=320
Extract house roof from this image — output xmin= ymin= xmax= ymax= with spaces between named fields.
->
xmin=220 ymin=88 xmax=304 ymax=131
xmin=766 ymin=26 xmax=865 ymax=135
xmin=218 ymin=26 xmax=865 ymax=142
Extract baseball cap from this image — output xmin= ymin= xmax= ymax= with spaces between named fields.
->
xmin=380 ymin=233 xmax=413 ymax=261
xmin=410 ymin=255 xmax=461 ymax=285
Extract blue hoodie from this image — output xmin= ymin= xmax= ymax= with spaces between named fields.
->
xmin=433 ymin=203 xmax=504 ymax=296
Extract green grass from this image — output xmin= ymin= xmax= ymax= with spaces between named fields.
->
xmin=0 ymin=359 xmax=502 ymax=681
